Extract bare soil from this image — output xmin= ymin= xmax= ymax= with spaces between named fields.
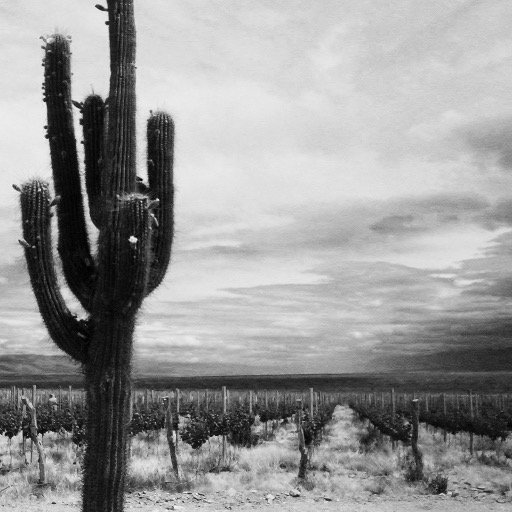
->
xmin=1 ymin=491 xmax=511 ymax=512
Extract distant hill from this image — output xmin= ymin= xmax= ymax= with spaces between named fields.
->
xmin=373 ymin=347 xmax=512 ymax=372
xmin=0 ymin=353 xmax=257 ymax=386
xmin=0 ymin=354 xmax=81 ymax=385
xmin=0 ymin=353 xmax=511 ymax=392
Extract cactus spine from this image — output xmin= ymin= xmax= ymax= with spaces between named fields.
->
xmin=18 ymin=2 xmax=174 ymax=511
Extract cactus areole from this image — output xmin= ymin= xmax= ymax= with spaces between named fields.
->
xmin=18 ymin=1 xmax=174 ymax=511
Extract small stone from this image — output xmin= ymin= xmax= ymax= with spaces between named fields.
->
xmin=289 ymin=489 xmax=301 ymax=497
xmin=265 ymin=493 xmax=275 ymax=502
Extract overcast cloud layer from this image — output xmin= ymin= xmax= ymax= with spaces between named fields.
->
xmin=1 ymin=0 xmax=512 ymax=375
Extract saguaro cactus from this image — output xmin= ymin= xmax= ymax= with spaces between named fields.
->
xmin=17 ymin=1 xmax=174 ymax=511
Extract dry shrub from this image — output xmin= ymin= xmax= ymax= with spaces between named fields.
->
xmin=425 ymin=473 xmax=448 ymax=494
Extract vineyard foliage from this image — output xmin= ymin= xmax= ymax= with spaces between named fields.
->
xmin=0 ymin=398 xmax=337 ymax=451
xmin=4 ymin=390 xmax=509 ymax=453
xmin=349 ymin=396 xmax=512 ymax=442
xmin=349 ymin=401 xmax=411 ymax=443
xmin=417 ymin=407 xmax=511 ymax=441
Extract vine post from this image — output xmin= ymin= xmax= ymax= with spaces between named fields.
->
xmin=442 ymin=393 xmax=447 ymax=443
xmin=222 ymin=386 xmax=228 ymax=464
xmin=410 ymin=399 xmax=423 ymax=481
xmin=469 ymin=390 xmax=474 ymax=455
xmin=162 ymin=396 xmax=180 ymax=481
xmin=296 ymin=398 xmax=308 ymax=480
xmin=21 ymin=396 xmax=46 ymax=485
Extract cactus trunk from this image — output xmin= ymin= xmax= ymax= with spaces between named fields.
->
xmin=82 ymin=315 xmax=134 ymax=512
xmin=17 ymin=1 xmax=174 ymax=511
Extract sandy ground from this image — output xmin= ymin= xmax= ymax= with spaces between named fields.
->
xmin=1 ymin=491 xmax=511 ymax=512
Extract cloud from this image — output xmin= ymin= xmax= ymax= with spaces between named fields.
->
xmin=370 ymin=215 xmax=420 ymax=234
xmin=3 ymin=1 xmax=512 ymax=374
xmin=460 ymin=116 xmax=512 ymax=171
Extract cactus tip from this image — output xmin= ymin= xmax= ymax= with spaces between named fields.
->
xmin=128 ymin=236 xmax=138 ymax=245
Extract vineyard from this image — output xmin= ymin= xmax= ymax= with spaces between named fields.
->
xmin=1 ymin=386 xmax=512 ymax=461
xmin=0 ymin=386 xmax=337 ymax=480
xmin=1 ymin=385 xmax=512 ymax=510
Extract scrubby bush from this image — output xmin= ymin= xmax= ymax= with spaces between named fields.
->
xmin=425 ymin=473 xmax=448 ymax=494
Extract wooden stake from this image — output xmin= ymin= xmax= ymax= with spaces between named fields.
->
xmin=175 ymin=388 xmax=180 ymax=452
xmin=222 ymin=386 xmax=227 ymax=465
xmin=469 ymin=390 xmax=474 ymax=455
xmin=443 ymin=393 xmax=447 ymax=443
xmin=163 ymin=396 xmax=179 ymax=481
xmin=21 ymin=396 xmax=45 ymax=484
xmin=410 ymin=399 xmax=423 ymax=481
xmin=296 ymin=398 xmax=308 ymax=479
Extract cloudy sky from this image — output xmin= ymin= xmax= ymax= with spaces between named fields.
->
xmin=1 ymin=0 xmax=512 ymax=375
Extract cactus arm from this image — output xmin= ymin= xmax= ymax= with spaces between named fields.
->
xmin=44 ymin=35 xmax=96 ymax=310
xmin=104 ymin=0 xmax=137 ymax=198
xmin=82 ymin=94 xmax=105 ymax=229
xmin=20 ymin=180 xmax=90 ymax=364
xmin=146 ymin=112 xmax=174 ymax=294
xmin=95 ymin=195 xmax=152 ymax=316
